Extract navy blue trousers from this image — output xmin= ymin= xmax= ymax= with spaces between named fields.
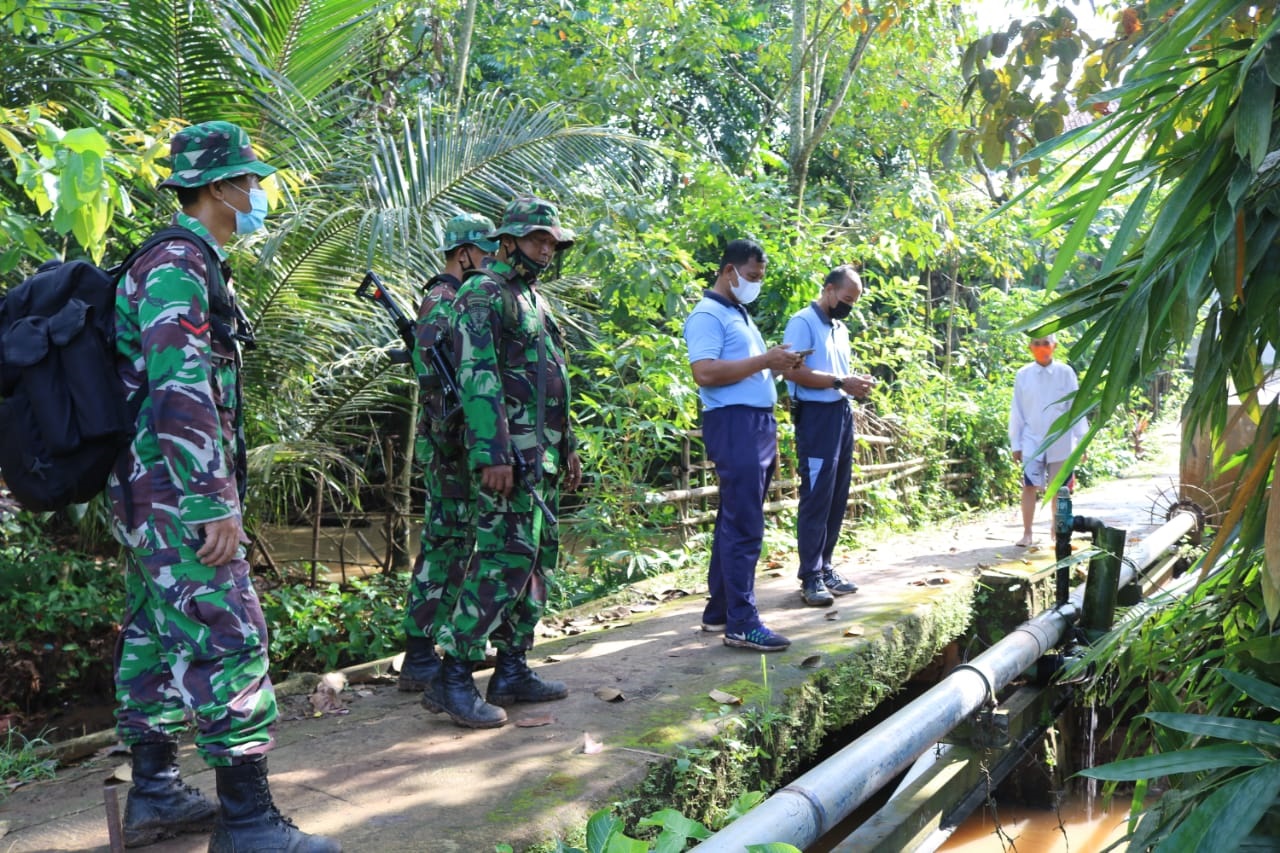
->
xmin=701 ymin=406 xmax=776 ymax=633
xmin=794 ymin=400 xmax=854 ymax=579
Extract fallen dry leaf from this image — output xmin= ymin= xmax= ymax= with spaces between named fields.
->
xmin=309 ymin=674 xmax=348 ymax=714
xmin=390 ymin=651 xmax=406 ymax=673
xmin=320 ymin=671 xmax=348 ymax=692
xmin=583 ymin=732 xmax=604 ymax=754
xmin=824 ymin=610 xmax=839 ymax=621
xmin=594 ymin=687 xmax=626 ymax=703
xmin=844 ymin=625 xmax=866 ymax=637
xmin=110 ymin=763 xmax=132 ymax=783
xmin=799 ymin=655 xmax=823 ymax=669
xmin=708 ymin=688 xmax=742 ymax=705
xmin=515 ymin=714 xmax=555 ymax=728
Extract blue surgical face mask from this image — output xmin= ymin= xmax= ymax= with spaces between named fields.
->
xmin=223 ymin=183 xmax=268 ymax=235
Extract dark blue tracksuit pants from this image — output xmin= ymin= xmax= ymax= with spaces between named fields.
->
xmin=701 ymin=406 xmax=776 ymax=633
xmin=794 ymin=400 xmax=854 ymax=580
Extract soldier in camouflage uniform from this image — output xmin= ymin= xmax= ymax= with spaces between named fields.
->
xmin=109 ymin=121 xmax=338 ymax=852
xmin=397 ymin=213 xmax=498 ymax=710
xmin=429 ymin=197 xmax=582 ymax=728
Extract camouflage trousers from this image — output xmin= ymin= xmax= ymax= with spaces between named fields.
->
xmin=403 ymin=432 xmax=473 ymax=639
xmin=115 ymin=540 xmax=276 ymax=767
xmin=434 ymin=475 xmax=559 ymax=662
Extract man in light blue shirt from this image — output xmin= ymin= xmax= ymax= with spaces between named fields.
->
xmin=683 ymin=239 xmax=804 ymax=652
xmin=783 ymin=265 xmax=874 ymax=606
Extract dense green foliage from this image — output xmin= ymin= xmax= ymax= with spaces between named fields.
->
xmin=2 ymin=0 xmax=1277 ymax=845
xmin=0 ymin=516 xmax=121 ymax=714
xmin=966 ymin=1 xmax=1280 ymax=848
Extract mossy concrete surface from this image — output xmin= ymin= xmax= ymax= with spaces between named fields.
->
xmin=0 ymin=459 xmax=1176 ymax=853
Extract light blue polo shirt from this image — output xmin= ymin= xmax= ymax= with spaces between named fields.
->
xmin=783 ymin=301 xmax=851 ymax=402
xmin=683 ymin=290 xmax=778 ymax=411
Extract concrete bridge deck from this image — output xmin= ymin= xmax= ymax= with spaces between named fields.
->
xmin=0 ymin=437 xmax=1181 ymax=853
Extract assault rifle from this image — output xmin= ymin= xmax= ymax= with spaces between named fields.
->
xmin=355 ymin=270 xmax=461 ymax=421
xmin=513 ymin=451 xmax=558 ymax=527
xmin=355 ymin=270 xmax=557 ymax=526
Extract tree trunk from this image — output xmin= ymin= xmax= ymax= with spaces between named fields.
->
xmin=786 ymin=8 xmax=876 ymax=205
xmin=451 ymin=0 xmax=479 ymax=105
xmin=787 ymin=0 xmax=807 ymax=199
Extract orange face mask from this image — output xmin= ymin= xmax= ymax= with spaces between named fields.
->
xmin=1031 ymin=343 xmax=1054 ymax=365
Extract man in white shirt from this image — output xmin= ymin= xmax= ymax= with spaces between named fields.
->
xmin=1008 ymin=334 xmax=1087 ymax=546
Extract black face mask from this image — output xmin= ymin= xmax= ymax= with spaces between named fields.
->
xmin=508 ymin=243 xmax=549 ymax=280
xmin=829 ymin=300 xmax=853 ymax=320
xmin=458 ymin=248 xmax=477 ymax=273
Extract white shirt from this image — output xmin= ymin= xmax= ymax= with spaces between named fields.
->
xmin=1008 ymin=360 xmax=1087 ymax=463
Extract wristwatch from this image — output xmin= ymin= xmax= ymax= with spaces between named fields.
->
xmin=832 ymin=377 xmax=844 ymax=390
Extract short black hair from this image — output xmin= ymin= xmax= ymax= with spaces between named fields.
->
xmin=824 ymin=264 xmax=861 ymax=290
xmin=175 ymin=185 xmax=202 ymax=208
xmin=719 ymin=238 xmax=766 ymax=273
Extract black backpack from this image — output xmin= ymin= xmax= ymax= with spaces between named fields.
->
xmin=0 ymin=226 xmax=225 ymax=512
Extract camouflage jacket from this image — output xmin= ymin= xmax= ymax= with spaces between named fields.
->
xmin=412 ymin=273 xmax=464 ymax=452
xmin=108 ymin=213 xmax=243 ymax=543
xmin=451 ymin=259 xmax=573 ymax=477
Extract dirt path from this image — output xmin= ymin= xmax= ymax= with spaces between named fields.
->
xmin=0 ymin=425 xmax=1185 ymax=853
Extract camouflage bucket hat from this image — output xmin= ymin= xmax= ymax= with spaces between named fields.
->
xmin=158 ymin=120 xmax=276 ymax=189
xmin=439 ymin=213 xmax=499 ymax=254
xmin=489 ymin=197 xmax=576 ymax=249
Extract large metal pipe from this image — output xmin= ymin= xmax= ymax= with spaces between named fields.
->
xmin=689 ymin=509 xmax=1199 ymax=852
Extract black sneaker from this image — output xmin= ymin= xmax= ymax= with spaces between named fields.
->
xmin=822 ymin=567 xmax=858 ymax=595
xmin=723 ymin=626 xmax=791 ymax=652
xmin=801 ymin=575 xmax=834 ymax=607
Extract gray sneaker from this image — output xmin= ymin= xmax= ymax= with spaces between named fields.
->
xmin=801 ymin=575 xmax=834 ymax=607
xmin=822 ymin=567 xmax=858 ymax=595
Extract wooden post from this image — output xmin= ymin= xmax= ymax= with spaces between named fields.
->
xmin=310 ymin=478 xmax=323 ymax=588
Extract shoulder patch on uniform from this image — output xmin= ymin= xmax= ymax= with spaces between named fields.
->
xmin=466 ymin=299 xmax=492 ymax=326
xmin=179 ymin=315 xmax=211 ymax=336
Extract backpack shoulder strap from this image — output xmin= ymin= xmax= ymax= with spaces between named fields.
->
xmin=116 ymin=226 xmax=230 ymax=316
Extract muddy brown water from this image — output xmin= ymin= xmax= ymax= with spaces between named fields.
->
xmin=939 ymin=794 xmax=1134 ymax=851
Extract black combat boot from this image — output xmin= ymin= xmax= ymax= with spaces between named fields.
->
xmin=396 ymin=634 xmax=442 ymax=694
xmin=431 ymin=655 xmax=507 ymax=728
xmin=485 ymin=649 xmax=568 ymax=707
xmin=208 ymin=758 xmax=341 ymax=853
xmin=122 ymin=741 xmax=217 ymax=848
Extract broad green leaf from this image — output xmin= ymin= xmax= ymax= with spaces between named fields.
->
xmin=1154 ymin=761 xmax=1280 ymax=853
xmin=585 ymin=810 xmax=622 ymax=853
xmin=1229 ymin=636 xmax=1280 ymax=665
xmin=1078 ymin=744 xmax=1270 ymax=781
xmin=1100 ymin=179 xmax=1155 ymax=276
xmin=1043 ymin=132 xmax=1136 ymax=291
xmin=1141 ymin=712 xmax=1280 ymax=747
xmin=745 ymin=845 xmax=804 ymax=853
xmin=603 ymin=835 xmax=648 ymax=853
xmin=1265 ymin=443 xmax=1280 ymax=622
xmin=1235 ymin=64 xmax=1274 ymax=172
xmin=61 ymin=127 xmax=108 ymax=156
